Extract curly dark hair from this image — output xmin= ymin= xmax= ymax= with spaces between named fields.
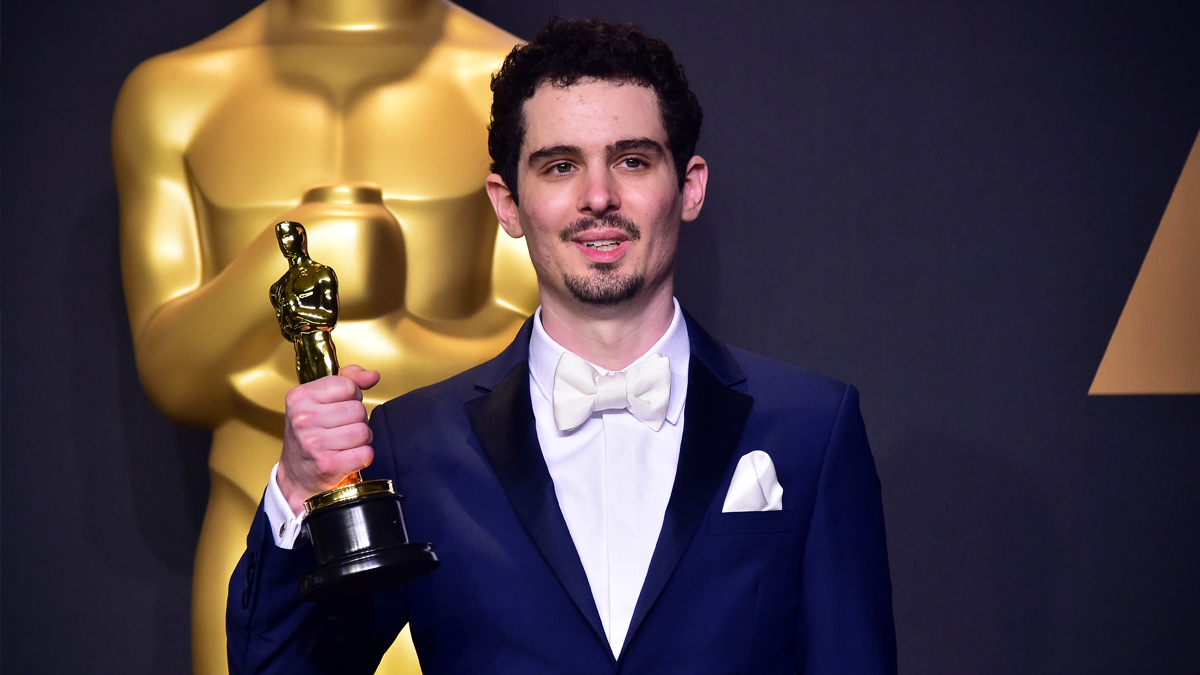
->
xmin=488 ymin=17 xmax=703 ymax=205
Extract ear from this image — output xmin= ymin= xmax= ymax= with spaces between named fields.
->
xmin=680 ymin=156 xmax=708 ymax=223
xmin=486 ymin=174 xmax=524 ymax=238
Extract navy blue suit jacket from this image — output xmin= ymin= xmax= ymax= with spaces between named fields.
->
xmin=227 ymin=313 xmax=896 ymax=674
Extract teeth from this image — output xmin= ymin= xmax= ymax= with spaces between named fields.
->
xmin=584 ymin=240 xmax=620 ymax=251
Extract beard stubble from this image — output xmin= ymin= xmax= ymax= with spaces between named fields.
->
xmin=560 ymin=213 xmax=645 ymax=306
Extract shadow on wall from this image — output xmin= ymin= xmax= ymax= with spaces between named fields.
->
xmin=877 ymin=432 xmax=1058 ymax=674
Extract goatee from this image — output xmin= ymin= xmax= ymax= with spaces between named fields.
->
xmin=560 ymin=212 xmax=645 ymax=305
xmin=564 ymin=266 xmax=645 ymax=305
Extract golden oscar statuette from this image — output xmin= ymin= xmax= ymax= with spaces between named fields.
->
xmin=271 ymin=219 xmax=439 ymax=601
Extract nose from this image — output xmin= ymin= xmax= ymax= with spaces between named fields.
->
xmin=578 ymin=166 xmax=621 ymax=216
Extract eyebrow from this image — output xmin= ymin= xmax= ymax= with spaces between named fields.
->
xmin=527 ymin=144 xmax=581 ymax=166
xmin=525 ymin=138 xmax=667 ymax=166
xmin=608 ymin=138 xmax=666 ymax=156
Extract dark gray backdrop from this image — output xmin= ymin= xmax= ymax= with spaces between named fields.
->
xmin=3 ymin=0 xmax=1199 ymax=672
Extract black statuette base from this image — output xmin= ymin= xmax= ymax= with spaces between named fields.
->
xmin=299 ymin=488 xmax=439 ymax=602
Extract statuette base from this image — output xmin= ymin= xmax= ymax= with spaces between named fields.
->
xmin=299 ymin=480 xmax=440 ymax=602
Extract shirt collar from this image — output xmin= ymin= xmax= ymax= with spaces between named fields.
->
xmin=528 ymin=298 xmax=690 ymax=426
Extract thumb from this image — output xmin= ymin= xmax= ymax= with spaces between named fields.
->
xmin=340 ymin=363 xmax=381 ymax=391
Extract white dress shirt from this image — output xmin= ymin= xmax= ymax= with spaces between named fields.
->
xmin=264 ymin=463 xmax=307 ymax=548
xmin=527 ymin=299 xmax=689 ymax=656
xmin=263 ymin=300 xmax=691 ymax=657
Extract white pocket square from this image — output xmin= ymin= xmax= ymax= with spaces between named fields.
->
xmin=722 ymin=450 xmax=784 ymax=512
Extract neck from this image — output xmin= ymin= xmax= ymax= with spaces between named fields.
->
xmin=268 ymin=0 xmax=439 ymax=31
xmin=538 ymin=281 xmax=677 ymax=371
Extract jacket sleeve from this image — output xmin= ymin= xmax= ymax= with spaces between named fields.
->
xmin=225 ymin=411 xmax=409 ymax=675
xmin=797 ymin=384 xmax=898 ymax=674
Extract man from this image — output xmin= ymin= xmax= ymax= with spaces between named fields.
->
xmin=228 ymin=17 xmax=896 ymax=674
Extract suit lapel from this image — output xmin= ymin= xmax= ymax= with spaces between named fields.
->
xmin=621 ymin=316 xmax=754 ymax=655
xmin=464 ymin=325 xmax=611 ymax=657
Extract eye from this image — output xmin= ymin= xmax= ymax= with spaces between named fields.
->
xmin=619 ymin=157 xmax=645 ymax=169
xmin=549 ymin=162 xmax=574 ymax=174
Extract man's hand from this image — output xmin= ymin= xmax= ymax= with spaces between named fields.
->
xmin=277 ymin=364 xmax=381 ymax=515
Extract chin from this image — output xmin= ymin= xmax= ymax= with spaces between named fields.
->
xmin=563 ymin=270 xmax=645 ymax=306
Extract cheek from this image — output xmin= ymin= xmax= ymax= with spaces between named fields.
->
xmin=517 ymin=218 xmax=562 ymax=274
xmin=644 ymin=220 xmax=680 ymax=272
xmin=642 ymin=209 xmax=680 ymax=247
xmin=631 ymin=187 xmax=684 ymax=233
xmin=528 ymin=240 xmax=558 ymax=272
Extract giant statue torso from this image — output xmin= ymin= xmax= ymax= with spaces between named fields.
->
xmin=113 ymin=3 xmax=536 ymax=673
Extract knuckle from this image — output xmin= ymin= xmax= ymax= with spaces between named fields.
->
xmin=297 ymin=430 xmax=323 ymax=455
xmin=314 ymin=454 xmax=334 ymax=478
xmin=284 ymin=386 xmax=308 ymax=408
xmin=290 ymin=410 xmax=313 ymax=429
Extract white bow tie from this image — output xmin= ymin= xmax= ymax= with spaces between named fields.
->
xmin=552 ymin=351 xmax=672 ymax=432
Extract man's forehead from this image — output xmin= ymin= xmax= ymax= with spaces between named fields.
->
xmin=520 ymin=78 xmax=667 ymax=156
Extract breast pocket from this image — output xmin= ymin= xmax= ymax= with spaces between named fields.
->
xmin=707 ymin=510 xmax=793 ymax=536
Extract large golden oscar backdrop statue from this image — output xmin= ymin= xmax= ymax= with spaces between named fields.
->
xmin=112 ymin=2 xmax=538 ymax=673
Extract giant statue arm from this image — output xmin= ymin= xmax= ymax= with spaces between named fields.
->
xmin=114 ymin=56 xmax=283 ymax=428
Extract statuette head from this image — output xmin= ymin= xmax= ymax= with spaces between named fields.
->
xmin=275 ymin=221 xmax=309 ymax=258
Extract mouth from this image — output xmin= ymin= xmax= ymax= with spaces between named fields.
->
xmin=561 ymin=214 xmax=641 ymax=264
xmin=581 ymin=239 xmax=622 ymax=252
xmin=572 ymin=231 xmax=630 ymax=263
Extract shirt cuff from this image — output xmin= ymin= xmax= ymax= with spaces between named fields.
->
xmin=264 ymin=463 xmax=307 ymax=549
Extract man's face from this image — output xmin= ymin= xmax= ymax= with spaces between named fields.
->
xmin=487 ymin=79 xmax=706 ymax=311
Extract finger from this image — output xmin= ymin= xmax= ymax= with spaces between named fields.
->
xmin=318 ymin=400 xmax=369 ymax=429
xmin=315 ymin=444 xmax=375 ymax=483
xmin=303 ymin=421 xmax=373 ymax=455
xmin=338 ymin=445 xmax=375 ymax=474
xmin=288 ymin=400 xmax=367 ymax=433
xmin=298 ymin=374 xmax=363 ymax=405
xmin=340 ymin=364 xmax=381 ymax=391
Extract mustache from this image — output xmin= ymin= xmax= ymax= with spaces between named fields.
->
xmin=559 ymin=213 xmax=642 ymax=243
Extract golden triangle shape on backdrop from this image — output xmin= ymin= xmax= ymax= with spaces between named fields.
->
xmin=1091 ymin=129 xmax=1200 ymax=394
